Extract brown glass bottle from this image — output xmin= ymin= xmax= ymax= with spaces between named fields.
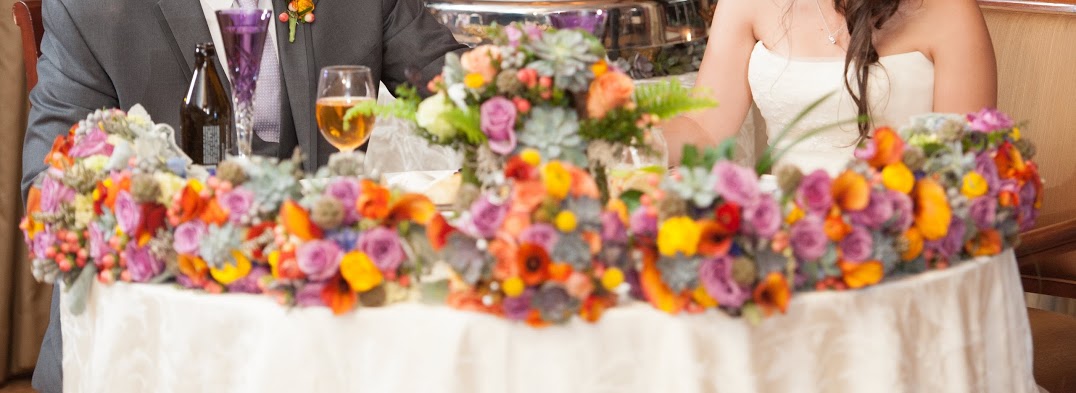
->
xmin=181 ymin=42 xmax=232 ymax=166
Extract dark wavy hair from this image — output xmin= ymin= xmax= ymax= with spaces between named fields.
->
xmin=834 ymin=0 xmax=903 ymax=141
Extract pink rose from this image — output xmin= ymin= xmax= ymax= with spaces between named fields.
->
xmin=698 ymin=256 xmax=750 ymax=308
xmin=480 ymin=96 xmax=518 ymax=155
xmin=744 ymin=194 xmax=780 ymax=237
xmin=114 ymin=191 xmax=141 ymax=235
xmin=173 ymin=221 xmax=207 ymax=255
xmin=796 ymin=170 xmax=833 ymax=215
xmin=124 ymin=242 xmax=164 ymax=283
xmin=297 ymin=240 xmax=342 ymax=281
xmin=355 ymin=227 xmax=406 ymax=276
xmin=712 ymin=161 xmax=760 ymax=207
xmin=460 ymin=45 xmax=501 ymax=82
xmin=40 ymin=176 xmax=74 ymax=214
xmin=505 ymin=25 xmax=523 ymax=46
xmin=967 ymin=108 xmax=1014 ymax=133
xmin=218 ymin=188 xmax=254 ymax=224
xmin=69 ymin=129 xmax=114 ymax=158
xmin=839 ymin=226 xmax=873 ymax=262
xmin=469 ymin=195 xmax=507 ymax=238
xmin=790 ymin=215 xmax=827 ymax=261
xmin=520 ymin=223 xmax=559 ymax=253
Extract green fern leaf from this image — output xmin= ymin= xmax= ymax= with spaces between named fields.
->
xmin=633 ymin=79 xmax=717 ymax=120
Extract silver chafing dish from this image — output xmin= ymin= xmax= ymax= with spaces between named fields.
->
xmin=425 ymin=0 xmax=715 ymax=78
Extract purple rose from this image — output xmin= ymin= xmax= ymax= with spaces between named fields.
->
xmin=975 ymin=152 xmax=1000 ymax=193
xmin=928 ymin=218 xmax=966 ymax=259
xmin=796 ymin=170 xmax=833 ymax=215
xmin=114 ymin=191 xmax=141 ymax=235
xmin=967 ymin=108 xmax=1014 ymax=133
xmin=325 ymin=178 xmax=361 ymax=223
xmin=630 ymin=210 xmax=658 ymax=238
xmin=851 ymin=190 xmax=894 ymax=229
xmin=520 ymin=223 xmax=559 ymax=253
xmin=227 ymin=266 xmax=269 ymax=294
xmin=888 ymin=191 xmax=914 ymax=231
xmin=88 ymin=223 xmax=110 ymax=261
xmin=297 ymin=240 xmax=342 ymax=281
xmin=296 ymin=282 xmax=327 ymax=307
xmin=480 ymin=97 xmax=518 ymax=155
xmin=711 ymin=161 xmax=759 ymax=207
xmin=698 ymin=256 xmax=750 ymax=308
xmin=218 ymin=188 xmax=254 ymax=224
xmin=504 ymin=25 xmax=523 ymax=47
xmin=124 ymin=242 xmax=164 ymax=283
xmin=31 ymin=231 xmax=56 ymax=259
xmin=469 ymin=195 xmax=508 ymax=238
xmin=790 ymin=215 xmax=828 ymax=261
xmin=969 ymin=197 xmax=997 ymax=230
xmin=839 ymin=226 xmax=874 ymax=262
xmin=600 ymin=211 xmax=628 ymax=243
xmin=39 ymin=176 xmax=74 ymax=214
xmin=744 ymin=194 xmax=781 ymax=237
xmin=355 ymin=227 xmax=406 ymax=275
xmin=69 ymin=129 xmax=114 ymax=158
xmin=502 ymin=289 xmax=534 ymax=321
xmin=173 ymin=221 xmax=207 ymax=255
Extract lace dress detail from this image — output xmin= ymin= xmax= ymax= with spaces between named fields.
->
xmin=748 ymin=41 xmax=935 ymax=174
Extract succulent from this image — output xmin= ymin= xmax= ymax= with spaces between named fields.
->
xmin=665 ymin=166 xmax=717 ymax=207
xmin=656 ymin=254 xmax=700 ymax=292
xmin=526 ymin=29 xmax=600 ymax=92
xmin=198 ymin=224 xmax=243 ymax=269
xmin=552 ymin=234 xmax=590 ymax=270
xmin=518 ymin=106 xmax=585 ymax=165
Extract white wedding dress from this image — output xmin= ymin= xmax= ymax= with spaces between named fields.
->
xmin=748 ymin=41 xmax=935 ymax=174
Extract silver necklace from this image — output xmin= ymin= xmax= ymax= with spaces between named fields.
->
xmin=813 ymin=0 xmax=846 ymax=45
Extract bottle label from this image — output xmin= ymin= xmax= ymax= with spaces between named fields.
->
xmin=203 ymin=125 xmax=221 ymax=165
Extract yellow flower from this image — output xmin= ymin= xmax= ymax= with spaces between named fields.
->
xmin=210 ymin=251 xmax=253 ymax=285
xmin=785 ymin=205 xmax=806 ymax=225
xmin=601 ymin=267 xmax=624 ymax=290
xmin=503 ymin=276 xmax=525 ymax=297
xmin=554 ymin=211 xmax=578 ymax=232
xmin=591 ymin=60 xmax=608 ymax=78
xmin=541 ymin=161 xmax=572 ymax=200
xmin=464 ymin=73 xmax=486 ymax=89
xmin=657 ymin=216 xmax=702 ymax=257
xmin=1011 ymin=127 xmax=1021 ymax=141
xmin=155 ymin=172 xmax=188 ymax=205
xmin=882 ymin=162 xmax=915 ymax=194
xmin=296 ymin=0 xmax=314 ymax=11
xmin=520 ymin=149 xmax=542 ymax=166
xmin=961 ymin=172 xmax=988 ymax=198
xmin=73 ymin=194 xmax=94 ymax=228
xmin=692 ymin=285 xmax=718 ymax=308
xmin=83 ymin=155 xmax=108 ymax=173
xmin=340 ymin=251 xmax=383 ymax=292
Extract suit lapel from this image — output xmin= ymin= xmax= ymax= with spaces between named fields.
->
xmin=273 ymin=0 xmax=319 ymax=170
xmin=156 ymin=0 xmax=232 ymax=97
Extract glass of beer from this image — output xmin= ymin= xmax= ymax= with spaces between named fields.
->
xmin=316 ymin=65 xmax=376 ymax=153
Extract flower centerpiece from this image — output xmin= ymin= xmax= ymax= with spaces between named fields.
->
xmin=346 ymin=23 xmax=716 ymax=200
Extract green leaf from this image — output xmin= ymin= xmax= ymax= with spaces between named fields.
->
xmin=342 ymin=86 xmax=420 ymax=128
xmin=419 ymin=280 xmax=450 ymax=304
xmin=443 ymin=107 xmax=485 ymax=144
xmin=633 ymin=79 xmax=717 ymax=120
xmin=680 ymin=145 xmax=700 ymax=168
xmin=619 ymin=189 xmax=645 ymax=213
xmin=65 ymin=264 xmax=98 ymax=315
xmin=288 ymin=18 xmax=297 ymax=43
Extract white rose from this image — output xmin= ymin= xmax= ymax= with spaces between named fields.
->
xmin=154 ymin=172 xmax=187 ymax=205
xmin=415 ymin=93 xmax=457 ymax=139
xmin=83 ymin=155 xmax=109 ymax=173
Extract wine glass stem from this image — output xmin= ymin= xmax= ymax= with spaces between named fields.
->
xmin=234 ymin=97 xmax=254 ymax=157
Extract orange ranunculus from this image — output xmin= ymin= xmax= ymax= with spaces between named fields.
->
xmin=994 ymin=142 xmax=1027 ymax=180
xmin=459 ymin=45 xmax=501 ymax=82
xmin=753 ymin=272 xmax=791 ymax=316
xmin=489 ymin=233 xmax=519 ymax=280
xmin=824 ymin=214 xmax=852 ymax=242
xmin=295 ymin=0 xmax=314 ymax=12
xmin=511 ymin=180 xmax=546 ymax=213
xmin=385 ymin=193 xmax=437 ymax=226
xmin=965 ymin=229 xmax=1003 ymax=257
xmin=516 ymin=243 xmax=551 ymax=286
xmin=866 ymin=127 xmax=905 ymax=168
xmin=426 ymin=214 xmax=455 ymax=251
xmin=586 ymin=71 xmax=634 ymax=119
xmin=199 ymin=198 xmax=229 ymax=226
xmin=177 ymin=254 xmax=209 ymax=283
xmin=839 ymin=260 xmax=884 ymax=289
xmin=568 ymin=166 xmax=601 ymax=199
xmin=358 ymin=180 xmax=390 ymax=220
xmin=697 ymin=220 xmax=733 ymax=257
xmin=173 ymin=182 xmax=208 ymax=224
xmin=501 ymin=211 xmax=531 ymax=238
xmin=913 ymin=178 xmax=952 ymax=241
xmin=901 ymin=227 xmax=924 ymax=261
xmin=832 ymin=171 xmax=870 ymax=211
xmin=639 ymin=248 xmax=689 ymax=314
xmin=45 ymin=131 xmax=75 ymax=169
xmin=268 ymin=249 xmax=304 ymax=280
xmin=321 ymin=275 xmax=358 ymax=315
xmin=548 ymin=262 xmax=573 ymax=282
xmin=280 ymin=200 xmax=322 ymax=241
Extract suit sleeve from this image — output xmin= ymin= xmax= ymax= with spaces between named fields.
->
xmin=379 ymin=0 xmax=467 ymax=97
xmin=22 ymin=0 xmax=118 ymax=199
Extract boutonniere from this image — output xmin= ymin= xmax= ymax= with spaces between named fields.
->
xmin=278 ymin=0 xmax=315 ymax=43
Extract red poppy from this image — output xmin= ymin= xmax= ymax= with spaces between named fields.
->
xmin=504 ymin=155 xmax=538 ymax=181
xmin=713 ymin=202 xmax=741 ymax=234
xmin=516 ymin=243 xmax=551 ymax=286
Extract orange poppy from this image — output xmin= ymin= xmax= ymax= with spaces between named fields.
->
xmin=488 ymin=234 xmax=519 ymax=281
xmin=824 ymin=214 xmax=852 ymax=241
xmin=173 ymin=183 xmax=208 ymax=224
xmin=639 ymin=248 xmax=689 ymax=314
xmin=516 ymin=243 xmax=551 ymax=286
xmin=320 ymin=275 xmax=358 ymax=315
xmin=965 ymin=229 xmax=1003 ymax=257
xmin=753 ymin=272 xmax=791 ymax=316
xmin=357 ymin=179 xmax=390 ymax=220
xmin=525 ymin=309 xmax=551 ymax=328
xmin=697 ymin=220 xmax=733 ymax=257
xmin=581 ymin=230 xmax=602 ymax=254
xmin=199 ymin=198 xmax=229 ymax=226
xmin=832 ymin=171 xmax=870 ymax=211
xmin=385 ymin=193 xmax=437 ymax=226
xmin=45 ymin=132 xmax=75 ymax=169
xmin=913 ymin=178 xmax=952 ymax=241
xmin=280 ymin=200 xmax=322 ymax=241
xmin=426 ymin=214 xmax=455 ymax=251
xmin=548 ymin=262 xmax=573 ymax=282
xmin=866 ymin=127 xmax=905 ymax=168
xmin=838 ymin=260 xmax=884 ymax=289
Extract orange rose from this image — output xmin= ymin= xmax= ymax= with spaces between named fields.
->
xmin=460 ymin=45 xmax=501 ymax=82
xmin=586 ymin=71 xmax=634 ymax=119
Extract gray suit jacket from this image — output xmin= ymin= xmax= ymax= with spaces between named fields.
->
xmin=22 ymin=0 xmax=464 ymax=390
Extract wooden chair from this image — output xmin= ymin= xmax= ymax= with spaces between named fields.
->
xmin=12 ymin=0 xmax=43 ymax=93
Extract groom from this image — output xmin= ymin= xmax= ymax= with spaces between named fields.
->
xmin=20 ymin=0 xmax=465 ymax=390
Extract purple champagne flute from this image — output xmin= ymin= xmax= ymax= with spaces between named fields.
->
xmin=216 ymin=8 xmax=271 ymax=157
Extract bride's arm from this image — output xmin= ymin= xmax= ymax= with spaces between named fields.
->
xmin=928 ymin=0 xmax=997 ymax=113
xmin=664 ymin=0 xmax=758 ymax=164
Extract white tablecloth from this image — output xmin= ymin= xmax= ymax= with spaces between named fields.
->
xmin=61 ymin=250 xmax=1039 ymax=393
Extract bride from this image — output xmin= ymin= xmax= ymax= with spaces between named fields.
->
xmin=664 ymin=0 xmax=996 ymax=174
